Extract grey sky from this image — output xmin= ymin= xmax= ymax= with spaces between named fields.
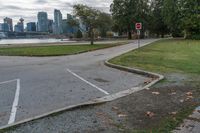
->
xmin=0 ymin=0 xmax=113 ymax=25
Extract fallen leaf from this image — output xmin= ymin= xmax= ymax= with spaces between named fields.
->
xmin=170 ymin=112 xmax=177 ymax=115
xmin=186 ymin=92 xmax=193 ymax=96
xmin=152 ymin=92 xmax=160 ymax=95
xmin=171 ymin=92 xmax=176 ymax=95
xmin=180 ymin=99 xmax=184 ymax=103
xmin=185 ymin=97 xmax=193 ymax=101
xmin=146 ymin=111 xmax=155 ymax=118
xmin=118 ymin=113 xmax=127 ymax=118
xmin=187 ymin=96 xmax=194 ymax=99
xmin=112 ymin=106 xmax=119 ymax=111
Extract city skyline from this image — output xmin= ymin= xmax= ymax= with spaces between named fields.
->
xmin=0 ymin=0 xmax=112 ymax=25
xmin=0 ymin=9 xmax=86 ymax=36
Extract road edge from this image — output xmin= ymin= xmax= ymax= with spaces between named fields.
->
xmin=0 ymin=41 xmax=164 ymax=132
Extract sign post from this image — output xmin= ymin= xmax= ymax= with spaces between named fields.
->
xmin=135 ymin=23 xmax=142 ymax=49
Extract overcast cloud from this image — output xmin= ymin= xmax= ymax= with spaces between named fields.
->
xmin=0 ymin=0 xmax=113 ymax=25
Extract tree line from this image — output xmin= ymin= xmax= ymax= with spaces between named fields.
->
xmin=71 ymin=0 xmax=199 ymax=44
xmin=111 ymin=0 xmax=200 ymax=39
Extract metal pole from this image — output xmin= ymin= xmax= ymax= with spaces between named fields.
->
xmin=138 ymin=30 xmax=140 ymax=49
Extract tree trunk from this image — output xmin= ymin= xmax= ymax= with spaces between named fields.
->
xmin=128 ymin=31 xmax=132 ymax=40
xmin=161 ymin=33 xmax=164 ymax=38
xmin=90 ymin=28 xmax=94 ymax=45
xmin=128 ymin=24 xmax=132 ymax=40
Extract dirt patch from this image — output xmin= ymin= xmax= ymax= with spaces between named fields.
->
xmin=109 ymin=85 xmax=199 ymax=130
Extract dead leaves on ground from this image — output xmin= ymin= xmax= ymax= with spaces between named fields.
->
xmin=96 ymin=112 xmax=114 ymax=125
xmin=145 ymin=111 xmax=155 ymax=118
xmin=185 ymin=91 xmax=194 ymax=101
xmin=169 ymin=112 xmax=177 ymax=115
xmin=178 ymin=91 xmax=194 ymax=103
xmin=152 ymin=91 xmax=160 ymax=95
xmin=112 ymin=106 xmax=127 ymax=118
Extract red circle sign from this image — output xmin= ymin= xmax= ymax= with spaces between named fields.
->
xmin=135 ymin=23 xmax=142 ymax=30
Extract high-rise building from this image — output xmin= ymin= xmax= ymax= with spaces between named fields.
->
xmin=4 ymin=17 xmax=13 ymax=32
xmin=14 ymin=25 xmax=20 ymax=32
xmin=0 ymin=23 xmax=10 ymax=32
xmin=54 ymin=9 xmax=63 ymax=34
xmin=62 ymin=19 xmax=68 ymax=34
xmin=14 ymin=18 xmax=24 ymax=32
xmin=62 ymin=14 xmax=81 ymax=35
xmin=48 ymin=19 xmax=53 ymax=33
xmin=27 ymin=22 xmax=36 ymax=32
xmin=37 ymin=12 xmax=48 ymax=32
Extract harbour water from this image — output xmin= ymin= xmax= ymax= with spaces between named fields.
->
xmin=0 ymin=38 xmax=75 ymax=45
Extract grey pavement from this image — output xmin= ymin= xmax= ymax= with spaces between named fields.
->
xmin=173 ymin=107 xmax=200 ymax=133
xmin=0 ymin=39 xmax=157 ymax=127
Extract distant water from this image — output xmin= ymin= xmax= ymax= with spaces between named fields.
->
xmin=0 ymin=38 xmax=75 ymax=45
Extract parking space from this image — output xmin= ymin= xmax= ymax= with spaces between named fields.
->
xmin=0 ymin=39 xmax=156 ymax=128
xmin=0 ymin=81 xmax=17 ymax=126
xmin=68 ymin=62 xmax=148 ymax=94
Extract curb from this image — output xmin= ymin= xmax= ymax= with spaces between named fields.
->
xmin=104 ymin=61 xmax=164 ymax=89
xmin=0 ymin=43 xmax=164 ymax=132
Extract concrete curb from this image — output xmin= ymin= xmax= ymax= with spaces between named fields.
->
xmin=104 ymin=61 xmax=164 ymax=89
xmin=0 ymin=45 xmax=164 ymax=132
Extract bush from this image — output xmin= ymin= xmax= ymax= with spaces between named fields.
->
xmin=76 ymin=30 xmax=83 ymax=38
xmin=172 ymin=32 xmax=184 ymax=38
xmin=190 ymin=34 xmax=200 ymax=40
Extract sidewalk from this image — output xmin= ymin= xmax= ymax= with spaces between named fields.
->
xmin=173 ymin=106 xmax=200 ymax=133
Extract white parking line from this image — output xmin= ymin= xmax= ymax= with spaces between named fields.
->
xmin=66 ymin=68 xmax=109 ymax=95
xmin=8 ymin=79 xmax=21 ymax=125
xmin=0 ymin=79 xmax=18 ymax=85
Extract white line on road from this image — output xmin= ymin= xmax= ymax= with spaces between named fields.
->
xmin=8 ymin=79 xmax=21 ymax=125
xmin=66 ymin=68 xmax=109 ymax=95
xmin=0 ymin=79 xmax=18 ymax=85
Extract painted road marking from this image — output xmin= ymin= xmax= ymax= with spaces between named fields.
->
xmin=0 ymin=79 xmax=18 ymax=85
xmin=0 ymin=79 xmax=21 ymax=125
xmin=8 ymin=79 xmax=20 ymax=124
xmin=66 ymin=68 xmax=109 ymax=95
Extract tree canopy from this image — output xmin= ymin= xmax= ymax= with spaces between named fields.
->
xmin=111 ymin=0 xmax=149 ymax=39
xmin=73 ymin=4 xmax=112 ymax=44
xmin=111 ymin=0 xmax=200 ymax=39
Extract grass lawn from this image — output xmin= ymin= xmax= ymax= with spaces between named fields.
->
xmin=0 ymin=41 xmax=128 ymax=56
xmin=111 ymin=39 xmax=200 ymax=74
xmin=110 ymin=39 xmax=200 ymax=132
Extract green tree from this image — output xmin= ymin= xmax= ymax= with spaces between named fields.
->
xmin=76 ymin=29 xmax=83 ymax=38
xmin=150 ymin=0 xmax=169 ymax=37
xmin=162 ymin=0 xmax=183 ymax=37
xmin=67 ymin=17 xmax=79 ymax=28
xmin=73 ymin=4 xmax=100 ymax=45
xmin=180 ymin=0 xmax=200 ymax=39
xmin=97 ymin=13 xmax=113 ymax=38
xmin=111 ymin=0 xmax=149 ymax=39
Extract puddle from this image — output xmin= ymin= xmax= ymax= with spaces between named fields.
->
xmin=94 ymin=78 xmax=110 ymax=83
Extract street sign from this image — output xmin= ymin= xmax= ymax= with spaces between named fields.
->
xmin=137 ymin=30 xmax=141 ymax=35
xmin=135 ymin=23 xmax=142 ymax=30
xmin=135 ymin=23 xmax=142 ymax=50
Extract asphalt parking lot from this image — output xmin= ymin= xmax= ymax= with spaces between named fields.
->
xmin=0 ymin=39 xmax=157 ymax=127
